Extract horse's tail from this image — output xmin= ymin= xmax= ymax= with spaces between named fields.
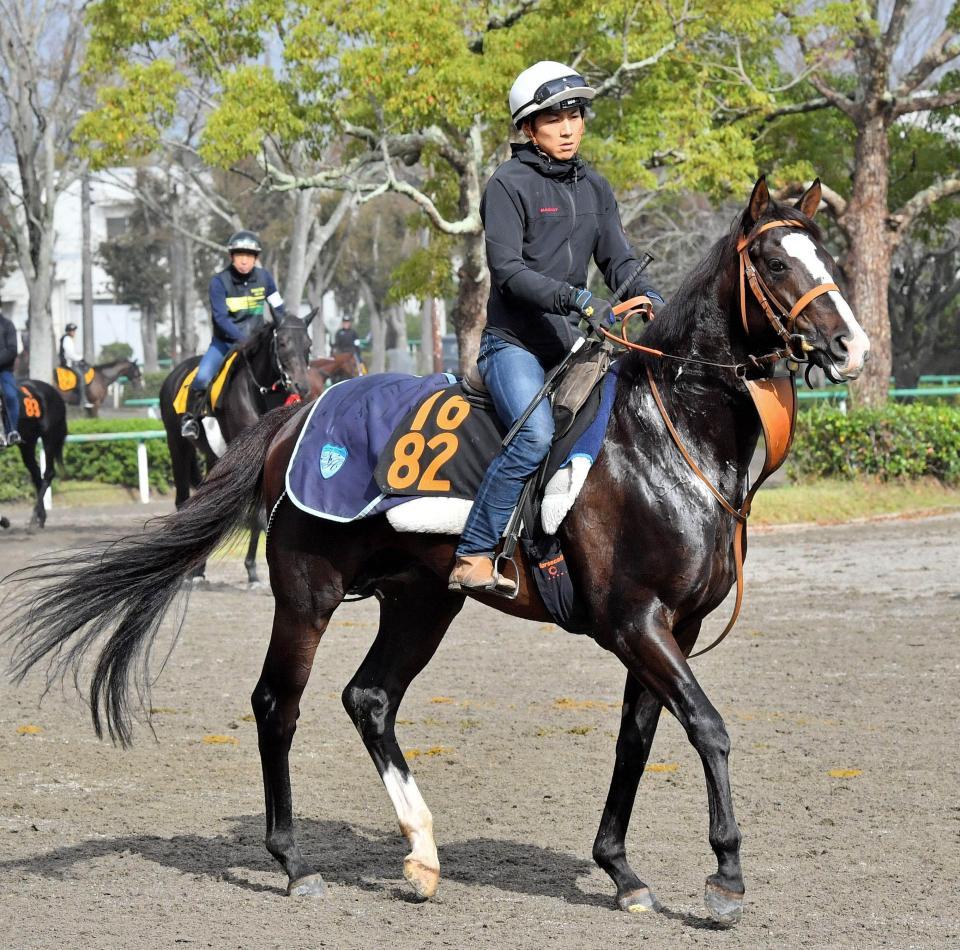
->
xmin=4 ymin=404 xmax=299 ymax=747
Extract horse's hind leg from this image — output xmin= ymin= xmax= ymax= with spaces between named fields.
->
xmin=243 ymin=510 xmax=265 ymax=588
xmin=342 ymin=575 xmax=465 ymax=899
xmin=251 ymin=595 xmax=335 ymax=896
xmin=593 ymin=672 xmax=663 ymax=914
xmin=611 ymin=614 xmax=744 ymax=924
xmin=17 ymin=441 xmax=44 ymax=528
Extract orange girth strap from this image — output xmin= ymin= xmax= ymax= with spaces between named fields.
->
xmin=646 ymin=366 xmax=798 ymax=659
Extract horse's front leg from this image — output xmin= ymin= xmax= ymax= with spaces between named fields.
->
xmin=608 ymin=609 xmax=744 ymax=924
xmin=593 ymin=672 xmax=663 ymax=914
xmin=342 ymin=576 xmax=464 ymax=899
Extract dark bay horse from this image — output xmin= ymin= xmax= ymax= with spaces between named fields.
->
xmin=158 ymin=315 xmax=313 ymax=585
xmin=58 ymin=358 xmax=143 ymax=416
xmin=3 ymin=381 xmax=67 ymax=528
xmin=307 ymin=350 xmax=365 ymax=396
xmin=4 ymin=179 xmax=869 ymax=923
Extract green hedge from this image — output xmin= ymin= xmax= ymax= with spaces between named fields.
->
xmin=0 ymin=418 xmax=174 ymax=503
xmin=787 ymin=404 xmax=960 ymax=484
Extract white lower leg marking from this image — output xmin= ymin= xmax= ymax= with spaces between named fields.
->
xmin=382 ymin=764 xmax=438 ymax=871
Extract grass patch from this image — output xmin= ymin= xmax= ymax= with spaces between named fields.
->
xmin=752 ymin=477 xmax=960 ymax=526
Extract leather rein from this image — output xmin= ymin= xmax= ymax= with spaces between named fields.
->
xmin=601 ymin=218 xmax=836 ymax=658
xmin=240 ymin=325 xmax=306 ymax=405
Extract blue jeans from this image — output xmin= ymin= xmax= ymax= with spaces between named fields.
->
xmin=0 ymin=370 xmax=20 ymax=432
xmin=190 ymin=337 xmax=234 ymax=391
xmin=456 ymin=333 xmax=555 ymax=556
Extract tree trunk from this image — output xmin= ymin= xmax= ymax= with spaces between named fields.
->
xmin=27 ymin=280 xmax=54 ymax=383
xmin=180 ymin=235 xmax=199 ymax=356
xmin=81 ymin=173 xmax=95 ymax=363
xmin=360 ymin=279 xmax=386 ymax=373
xmin=284 ymin=189 xmax=313 ymax=318
xmin=843 ymin=115 xmax=893 ymax=407
xmin=141 ymin=303 xmax=159 ymax=371
xmin=451 ymin=231 xmax=488 ymax=372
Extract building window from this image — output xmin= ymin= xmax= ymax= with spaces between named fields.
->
xmin=105 ymin=216 xmax=130 ymax=239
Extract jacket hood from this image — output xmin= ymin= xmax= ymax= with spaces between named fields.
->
xmin=511 ymin=142 xmax=584 ymax=180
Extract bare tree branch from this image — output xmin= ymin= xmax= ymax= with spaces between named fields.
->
xmin=895 ymin=27 xmax=960 ymax=95
xmin=884 ymin=0 xmax=911 ymax=54
xmin=891 ymin=176 xmax=960 ymax=236
xmin=468 ymin=0 xmax=541 ymax=54
xmin=894 ymin=87 xmax=960 ymax=117
xmin=773 ymin=179 xmax=850 ymax=230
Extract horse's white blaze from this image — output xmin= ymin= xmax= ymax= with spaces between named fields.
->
xmin=382 ymin=764 xmax=439 ymax=871
xmin=780 ymin=233 xmax=870 ymax=376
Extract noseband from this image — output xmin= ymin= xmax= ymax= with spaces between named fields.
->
xmin=243 ymin=325 xmax=307 ymax=400
xmin=737 ymin=219 xmax=839 ymax=351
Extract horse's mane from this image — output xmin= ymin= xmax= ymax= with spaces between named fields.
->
xmin=624 ymin=200 xmax=822 ymax=368
xmin=95 ymin=357 xmax=137 ymax=370
xmin=237 ymin=316 xmax=306 ymax=358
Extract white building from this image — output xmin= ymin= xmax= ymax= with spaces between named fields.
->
xmin=0 ymin=166 xmax=202 ymax=364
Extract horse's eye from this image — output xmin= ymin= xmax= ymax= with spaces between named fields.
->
xmin=768 ymin=258 xmax=786 ymax=273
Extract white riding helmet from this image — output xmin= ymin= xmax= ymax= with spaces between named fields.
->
xmin=509 ymin=61 xmax=597 ymax=129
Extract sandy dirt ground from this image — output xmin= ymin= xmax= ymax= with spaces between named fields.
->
xmin=0 ymin=501 xmax=957 ymax=949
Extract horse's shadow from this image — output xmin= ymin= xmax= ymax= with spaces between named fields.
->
xmin=0 ymin=814 xmax=717 ymax=925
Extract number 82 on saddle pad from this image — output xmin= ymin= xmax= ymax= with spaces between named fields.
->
xmin=374 ymin=386 xmax=504 ymax=499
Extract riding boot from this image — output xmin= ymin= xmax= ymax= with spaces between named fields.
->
xmin=180 ymin=387 xmax=206 ymax=440
xmin=76 ymin=365 xmax=93 ymax=409
xmin=448 ymin=554 xmax=517 ymax=595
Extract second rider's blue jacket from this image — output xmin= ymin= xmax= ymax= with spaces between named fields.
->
xmin=209 ymin=265 xmax=286 ymax=344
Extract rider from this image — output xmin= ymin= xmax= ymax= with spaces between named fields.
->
xmin=0 ymin=308 xmax=21 ymax=445
xmin=448 ymin=61 xmax=663 ymax=595
xmin=181 ymin=230 xmax=287 ymax=439
xmin=59 ymin=322 xmax=92 ymax=409
xmin=331 ymin=315 xmax=362 ymax=362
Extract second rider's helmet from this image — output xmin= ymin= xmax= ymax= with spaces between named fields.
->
xmin=508 ymin=61 xmax=597 ymax=129
xmin=227 ymin=230 xmax=262 ymax=255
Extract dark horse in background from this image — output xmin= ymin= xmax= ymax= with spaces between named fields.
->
xmin=57 ymin=358 xmax=143 ymax=417
xmin=6 ymin=180 xmax=869 ymax=924
xmin=2 ymin=381 xmax=67 ymax=529
xmin=158 ymin=314 xmax=313 ymax=586
xmin=307 ymin=350 xmax=365 ymax=396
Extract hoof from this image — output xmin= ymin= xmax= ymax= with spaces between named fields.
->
xmin=704 ymin=880 xmax=743 ymax=925
xmin=246 ymin=580 xmax=263 ymax=591
xmin=287 ymin=873 xmax=326 ymax=897
xmin=403 ymin=856 xmax=440 ymax=899
xmin=0 ymin=516 xmax=10 ymax=530
xmin=618 ymin=887 xmax=659 ymax=914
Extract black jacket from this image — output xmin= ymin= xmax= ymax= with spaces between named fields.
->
xmin=0 ymin=315 xmax=18 ymax=373
xmin=481 ymin=143 xmax=660 ymax=365
xmin=333 ymin=327 xmax=359 ymax=354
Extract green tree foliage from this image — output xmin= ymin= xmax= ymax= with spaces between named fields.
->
xmin=79 ymin=0 xmax=791 ymax=366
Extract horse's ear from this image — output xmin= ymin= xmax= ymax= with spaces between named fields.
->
xmin=745 ymin=176 xmax=770 ymax=230
xmin=304 ymin=305 xmax=319 ymax=328
xmin=794 ymin=178 xmax=822 ymax=220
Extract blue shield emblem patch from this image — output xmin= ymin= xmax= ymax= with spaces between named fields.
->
xmin=319 ymin=443 xmax=348 ymax=479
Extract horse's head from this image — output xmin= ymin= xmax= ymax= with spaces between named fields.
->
xmin=273 ymin=315 xmax=313 ymax=398
xmin=123 ymin=360 xmax=144 ymax=391
xmin=739 ymin=177 xmax=870 ymax=382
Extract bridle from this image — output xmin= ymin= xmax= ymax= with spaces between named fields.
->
xmin=242 ymin=324 xmax=309 ymax=401
xmin=736 ymin=218 xmax=839 ymax=351
xmin=603 ymin=216 xmax=839 ymax=374
xmin=598 ymin=217 xmax=841 ymax=658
